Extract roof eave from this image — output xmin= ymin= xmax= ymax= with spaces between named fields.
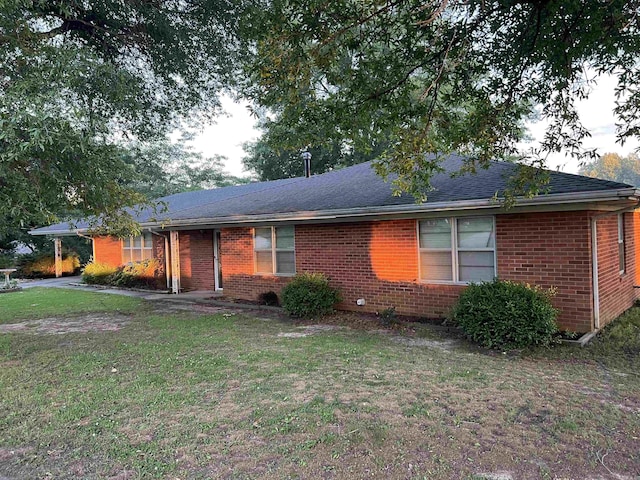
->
xmin=155 ymin=187 xmax=640 ymax=229
xmin=29 ymin=187 xmax=640 ymax=235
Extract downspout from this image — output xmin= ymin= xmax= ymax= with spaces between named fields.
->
xmin=590 ymin=203 xmax=640 ymax=331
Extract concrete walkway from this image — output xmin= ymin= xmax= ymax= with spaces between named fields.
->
xmin=18 ymin=276 xmax=82 ymax=289
xmin=16 ymin=277 xmax=277 ymax=313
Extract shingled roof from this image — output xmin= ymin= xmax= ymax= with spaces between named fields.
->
xmin=30 ymin=154 xmax=637 ymax=235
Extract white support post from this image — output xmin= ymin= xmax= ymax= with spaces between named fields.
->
xmin=170 ymin=231 xmax=180 ymax=294
xmin=54 ymin=237 xmax=63 ymax=278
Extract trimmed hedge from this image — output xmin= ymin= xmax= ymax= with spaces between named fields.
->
xmin=111 ymin=259 xmax=163 ymax=289
xmin=82 ymin=262 xmax=118 ymax=285
xmin=82 ymin=259 xmax=163 ymax=289
xmin=281 ymin=273 xmax=341 ymax=317
xmin=452 ymin=279 xmax=559 ymax=350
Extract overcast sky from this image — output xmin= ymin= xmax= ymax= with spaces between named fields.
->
xmin=185 ymin=75 xmax=639 ymax=178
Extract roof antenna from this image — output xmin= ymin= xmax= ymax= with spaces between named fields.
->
xmin=301 ymin=148 xmax=312 ymax=178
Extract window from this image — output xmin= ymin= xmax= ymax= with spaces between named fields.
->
xmin=123 ymin=233 xmax=154 ymax=263
xmin=254 ymin=226 xmax=295 ymax=275
xmin=418 ymin=216 xmax=495 ymax=283
xmin=618 ymin=213 xmax=625 ymax=274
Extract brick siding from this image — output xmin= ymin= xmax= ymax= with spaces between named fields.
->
xmin=92 ymin=235 xmax=167 ymax=287
xmin=177 ymin=230 xmax=215 ymax=291
xmin=103 ymin=211 xmax=638 ymax=332
xmin=221 ymin=227 xmax=291 ymax=297
xmin=496 ymin=212 xmax=594 ymax=332
xmin=595 ymin=212 xmax=640 ymax=327
xmin=92 ymin=236 xmax=122 ymax=266
xmin=216 ymin=212 xmax=639 ymax=332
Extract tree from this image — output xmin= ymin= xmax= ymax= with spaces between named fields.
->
xmin=578 ymin=153 xmax=640 ymax=186
xmin=243 ymin=0 xmax=640 ymax=200
xmin=243 ymin=115 xmax=387 ymax=180
xmin=122 ymin=137 xmax=248 ymax=198
xmin=1 ymin=0 xmax=248 ymax=238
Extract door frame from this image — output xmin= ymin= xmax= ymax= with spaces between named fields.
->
xmin=213 ymin=230 xmax=223 ymax=291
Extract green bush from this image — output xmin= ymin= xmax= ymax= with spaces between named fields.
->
xmin=452 ymin=279 xmax=559 ymax=350
xmin=83 ymin=259 xmax=163 ymax=289
xmin=0 ymin=254 xmax=15 ymax=269
xmin=17 ymin=253 xmax=80 ymax=278
xmin=281 ymin=273 xmax=341 ymax=317
xmin=82 ymin=262 xmax=118 ymax=285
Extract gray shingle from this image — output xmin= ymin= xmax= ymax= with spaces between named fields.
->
xmin=31 ymin=154 xmax=633 ymax=234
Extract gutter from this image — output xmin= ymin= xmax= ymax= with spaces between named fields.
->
xmin=28 ymin=187 xmax=639 ymax=235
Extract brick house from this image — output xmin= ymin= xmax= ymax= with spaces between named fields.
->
xmin=31 ymin=156 xmax=640 ymax=332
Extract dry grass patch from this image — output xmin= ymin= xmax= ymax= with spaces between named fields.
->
xmin=0 ymin=289 xmax=639 ymax=479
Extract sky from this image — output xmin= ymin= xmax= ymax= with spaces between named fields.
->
xmin=186 ymin=75 xmax=639 ymax=178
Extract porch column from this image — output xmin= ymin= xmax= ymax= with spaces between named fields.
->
xmin=54 ymin=237 xmax=63 ymax=278
xmin=170 ymin=231 xmax=181 ymax=294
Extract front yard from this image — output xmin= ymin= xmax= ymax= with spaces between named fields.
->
xmin=0 ymin=288 xmax=638 ymax=479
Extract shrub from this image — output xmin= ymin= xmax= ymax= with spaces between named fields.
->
xmin=0 ymin=254 xmax=15 ymax=269
xmin=111 ymin=259 xmax=163 ymax=289
xmin=281 ymin=273 xmax=341 ymax=317
xmin=82 ymin=262 xmax=118 ymax=285
xmin=379 ymin=306 xmax=399 ymax=327
xmin=17 ymin=253 xmax=80 ymax=278
xmin=452 ymin=279 xmax=559 ymax=350
xmin=258 ymin=291 xmax=279 ymax=306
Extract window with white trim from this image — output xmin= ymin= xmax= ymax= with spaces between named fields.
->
xmin=418 ymin=216 xmax=496 ymax=283
xmin=254 ymin=226 xmax=295 ymax=275
xmin=122 ymin=233 xmax=154 ymax=262
xmin=618 ymin=213 xmax=625 ymax=274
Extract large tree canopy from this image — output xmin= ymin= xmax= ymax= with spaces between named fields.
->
xmin=244 ymin=0 xmax=640 ymax=199
xmin=0 ymin=0 xmax=248 ymax=238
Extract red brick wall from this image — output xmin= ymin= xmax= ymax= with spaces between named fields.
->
xmin=177 ymin=230 xmax=215 ymax=291
xmin=93 ymin=236 xmax=122 ymax=266
xmin=218 ymin=213 xmax=631 ymax=332
xmin=496 ymin=212 xmax=594 ymax=332
xmin=92 ymin=235 xmax=167 ymax=286
xmin=221 ymin=227 xmax=291 ymax=297
xmin=595 ymin=212 xmax=640 ymax=327
xmin=222 ymin=221 xmax=464 ymax=319
xmin=296 ymin=221 xmax=464 ymax=317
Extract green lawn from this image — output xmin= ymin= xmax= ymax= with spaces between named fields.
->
xmin=0 ymin=288 xmax=638 ymax=479
xmin=0 ymin=288 xmax=142 ymax=322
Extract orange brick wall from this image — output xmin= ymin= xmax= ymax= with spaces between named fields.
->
xmin=221 ymin=227 xmax=291 ymax=297
xmin=93 ymin=236 xmax=122 ymax=266
xmin=92 ymin=235 xmax=167 ymax=287
xmin=216 ymin=212 xmax=638 ymax=332
xmin=128 ymin=211 xmax=640 ymax=332
xmin=496 ymin=212 xmax=594 ymax=332
xmin=221 ymin=221 xmax=466 ymax=320
xmin=595 ymin=212 xmax=640 ymax=327
xmin=177 ymin=230 xmax=215 ymax=291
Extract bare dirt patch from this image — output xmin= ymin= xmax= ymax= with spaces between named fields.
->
xmin=0 ymin=313 xmax=130 ymax=335
xmin=388 ymin=336 xmax=459 ymax=350
xmin=277 ymin=324 xmax=346 ymax=338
